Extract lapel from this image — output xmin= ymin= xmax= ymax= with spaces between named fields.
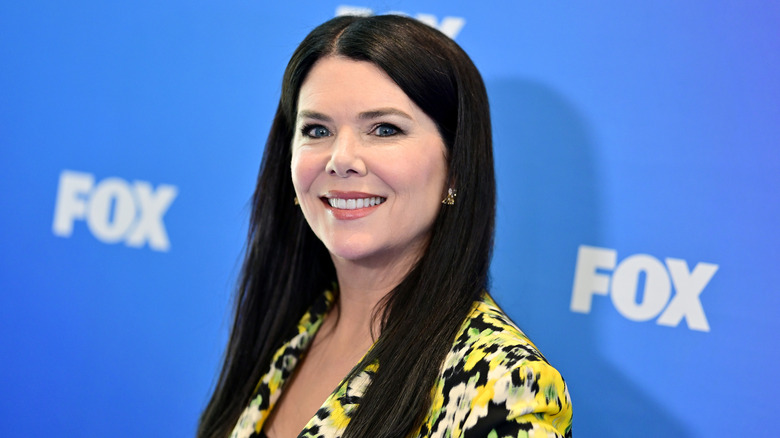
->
xmin=230 ymin=290 xmax=336 ymax=437
xmin=298 ymin=360 xmax=378 ymax=437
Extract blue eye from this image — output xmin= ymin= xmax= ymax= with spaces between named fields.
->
xmin=373 ymin=124 xmax=401 ymax=137
xmin=302 ymin=125 xmax=331 ymax=138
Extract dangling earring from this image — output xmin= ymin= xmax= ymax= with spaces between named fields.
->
xmin=441 ymin=188 xmax=457 ymax=205
xmin=294 ymin=196 xmax=299 ymax=205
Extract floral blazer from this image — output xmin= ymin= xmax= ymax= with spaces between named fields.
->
xmin=230 ymin=290 xmax=573 ymax=438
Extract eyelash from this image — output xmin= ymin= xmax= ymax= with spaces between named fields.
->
xmin=299 ymin=123 xmax=405 ymax=138
xmin=301 ymin=124 xmax=331 ymax=138
xmin=371 ymin=123 xmax=403 ymax=137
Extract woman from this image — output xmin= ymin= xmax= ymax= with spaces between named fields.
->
xmin=199 ymin=14 xmax=572 ymax=438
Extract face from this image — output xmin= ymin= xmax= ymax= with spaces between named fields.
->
xmin=291 ymin=56 xmax=448 ymax=270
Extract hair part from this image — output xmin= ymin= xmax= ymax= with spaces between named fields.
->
xmin=198 ymin=14 xmax=495 ymax=438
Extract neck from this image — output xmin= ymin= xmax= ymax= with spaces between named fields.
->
xmin=326 ymin=250 xmax=418 ymax=343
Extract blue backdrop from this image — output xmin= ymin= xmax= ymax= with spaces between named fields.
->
xmin=2 ymin=1 xmax=778 ymax=436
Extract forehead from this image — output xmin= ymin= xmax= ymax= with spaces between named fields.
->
xmin=297 ymin=56 xmax=416 ymax=114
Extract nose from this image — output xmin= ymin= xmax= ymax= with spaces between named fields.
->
xmin=325 ymin=130 xmax=367 ymax=177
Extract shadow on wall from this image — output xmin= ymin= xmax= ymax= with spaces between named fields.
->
xmin=486 ymin=77 xmax=691 ymax=437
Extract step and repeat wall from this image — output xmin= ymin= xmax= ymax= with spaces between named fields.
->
xmin=2 ymin=2 xmax=777 ymax=437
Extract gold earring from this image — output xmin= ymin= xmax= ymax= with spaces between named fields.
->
xmin=442 ymin=188 xmax=457 ymax=205
xmin=294 ymin=196 xmax=299 ymax=205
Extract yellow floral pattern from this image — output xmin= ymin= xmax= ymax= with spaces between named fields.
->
xmin=231 ymin=291 xmax=572 ymax=438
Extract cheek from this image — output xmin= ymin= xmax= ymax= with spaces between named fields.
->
xmin=413 ymin=151 xmax=448 ymax=197
xmin=380 ymin=155 xmax=447 ymax=204
xmin=290 ymin=150 xmax=318 ymax=192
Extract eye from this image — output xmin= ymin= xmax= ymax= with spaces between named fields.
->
xmin=301 ymin=124 xmax=332 ymax=138
xmin=372 ymin=123 xmax=402 ymax=137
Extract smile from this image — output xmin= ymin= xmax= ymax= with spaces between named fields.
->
xmin=327 ymin=197 xmax=386 ymax=210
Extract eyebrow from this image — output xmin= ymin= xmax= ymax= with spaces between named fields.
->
xmin=297 ymin=110 xmax=333 ymax=123
xmin=358 ymin=108 xmax=413 ymax=121
xmin=296 ymin=108 xmax=413 ymax=123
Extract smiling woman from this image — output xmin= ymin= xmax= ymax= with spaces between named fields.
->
xmin=198 ymin=14 xmax=572 ymax=438
xmin=292 ymin=57 xmax=448 ymax=272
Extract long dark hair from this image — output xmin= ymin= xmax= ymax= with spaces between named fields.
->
xmin=198 ymin=14 xmax=495 ymax=438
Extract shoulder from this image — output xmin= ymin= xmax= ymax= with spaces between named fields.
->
xmin=452 ymin=293 xmax=550 ymax=370
xmin=422 ymin=294 xmax=573 ymax=438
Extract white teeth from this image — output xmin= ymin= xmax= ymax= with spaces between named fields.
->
xmin=327 ymin=197 xmax=386 ymax=210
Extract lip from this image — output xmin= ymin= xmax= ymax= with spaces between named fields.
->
xmin=324 ymin=191 xmax=383 ymax=199
xmin=321 ymin=191 xmax=386 ymax=220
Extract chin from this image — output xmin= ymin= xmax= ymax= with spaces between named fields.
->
xmin=323 ymin=239 xmax=398 ymax=267
xmin=325 ymin=243 xmax=378 ymax=263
